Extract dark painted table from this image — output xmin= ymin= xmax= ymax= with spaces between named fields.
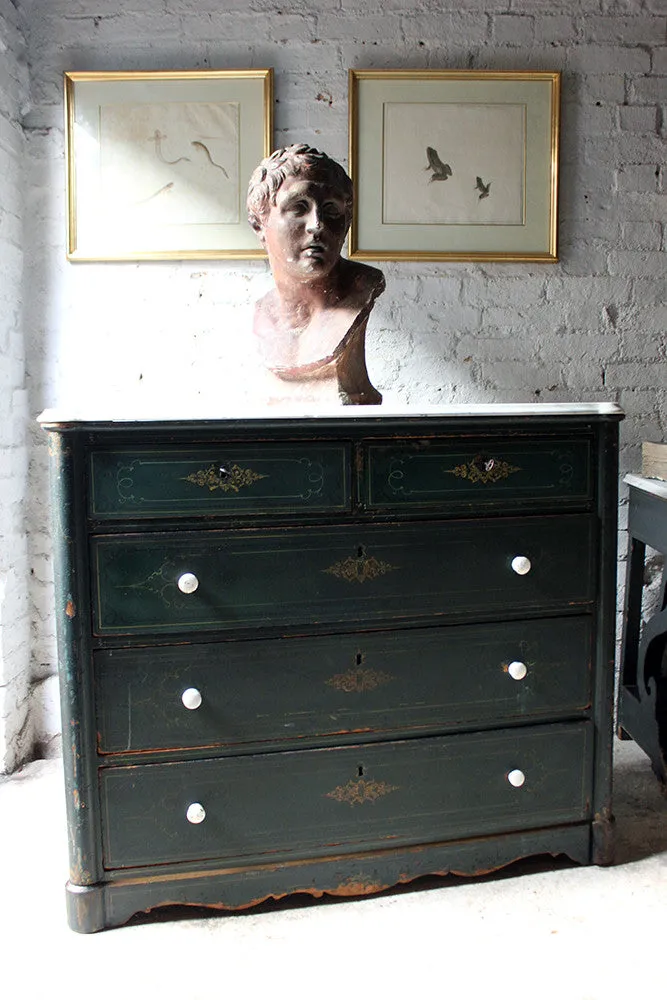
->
xmin=618 ymin=474 xmax=667 ymax=782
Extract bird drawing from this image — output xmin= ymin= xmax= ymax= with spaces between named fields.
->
xmin=475 ymin=176 xmax=491 ymax=199
xmin=425 ymin=146 xmax=452 ymax=181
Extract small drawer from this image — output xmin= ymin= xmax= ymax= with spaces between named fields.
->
xmin=91 ymin=514 xmax=595 ymax=636
xmin=95 ymin=616 xmax=593 ymax=754
xmin=100 ymin=721 xmax=593 ymax=869
xmin=364 ymin=437 xmax=593 ymax=511
xmin=89 ymin=443 xmax=351 ymax=519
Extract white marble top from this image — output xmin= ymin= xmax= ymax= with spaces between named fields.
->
xmin=624 ymin=473 xmax=667 ymax=500
xmin=38 ymin=401 xmax=624 ymax=426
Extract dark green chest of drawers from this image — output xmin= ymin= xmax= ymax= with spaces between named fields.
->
xmin=40 ymin=405 xmax=622 ymax=932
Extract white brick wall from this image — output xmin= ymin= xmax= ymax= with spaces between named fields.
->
xmin=0 ymin=0 xmax=30 ymax=773
xmin=3 ymin=0 xmax=666 ymax=768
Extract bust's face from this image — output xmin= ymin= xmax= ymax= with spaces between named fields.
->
xmin=259 ymin=175 xmax=349 ymax=283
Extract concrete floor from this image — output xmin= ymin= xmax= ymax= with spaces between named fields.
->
xmin=2 ymin=738 xmax=666 ymax=1000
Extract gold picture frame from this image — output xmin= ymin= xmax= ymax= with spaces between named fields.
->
xmin=65 ymin=69 xmax=273 ymax=261
xmin=348 ymin=69 xmax=560 ymax=262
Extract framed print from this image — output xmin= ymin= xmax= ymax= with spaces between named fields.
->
xmin=348 ymin=69 xmax=560 ymax=262
xmin=65 ymin=69 xmax=273 ymax=261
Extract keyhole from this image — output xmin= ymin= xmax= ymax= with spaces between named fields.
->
xmin=357 ymin=765 xmax=364 ymax=777
xmin=357 ymin=545 xmax=365 ymax=558
xmin=356 ymin=652 xmax=363 ymax=666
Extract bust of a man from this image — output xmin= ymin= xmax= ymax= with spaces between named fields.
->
xmin=247 ymin=144 xmax=384 ymax=405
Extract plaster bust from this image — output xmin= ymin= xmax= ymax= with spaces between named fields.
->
xmin=247 ymin=144 xmax=384 ymax=405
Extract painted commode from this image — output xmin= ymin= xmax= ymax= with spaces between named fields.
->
xmin=39 ymin=402 xmax=622 ymax=931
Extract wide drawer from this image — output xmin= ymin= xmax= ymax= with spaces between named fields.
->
xmin=89 ymin=443 xmax=351 ymax=519
xmin=95 ymin=617 xmax=592 ymax=754
xmin=364 ymin=437 xmax=592 ymax=511
xmin=91 ymin=514 xmax=596 ymax=635
xmin=100 ymin=721 xmax=593 ymax=869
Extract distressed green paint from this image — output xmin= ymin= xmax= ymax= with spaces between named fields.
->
xmin=91 ymin=515 xmax=595 ymax=634
xmin=100 ymin=723 xmax=593 ymax=870
xmin=89 ymin=443 xmax=350 ymax=518
xmin=48 ymin=429 xmax=102 ymax=886
xmin=366 ymin=437 xmax=592 ymax=509
xmin=96 ymin=616 xmax=592 ymax=755
xmin=39 ymin=409 xmax=622 ymax=932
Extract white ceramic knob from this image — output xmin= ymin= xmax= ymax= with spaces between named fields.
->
xmin=507 ymin=769 xmax=526 ymax=788
xmin=186 ymin=802 xmax=206 ymax=824
xmin=508 ymin=661 xmax=528 ymax=681
xmin=177 ymin=572 xmax=199 ymax=594
xmin=181 ymin=687 xmax=202 ymax=710
xmin=511 ymin=555 xmax=532 ymax=576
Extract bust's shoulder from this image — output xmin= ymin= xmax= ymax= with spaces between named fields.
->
xmin=252 ymin=287 xmax=282 ymax=336
xmin=254 ymin=286 xmax=279 ymax=313
xmin=343 ymin=257 xmax=383 ymax=281
xmin=341 ymin=258 xmax=385 ymax=295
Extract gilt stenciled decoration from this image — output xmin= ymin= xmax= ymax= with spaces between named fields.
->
xmin=326 ymin=778 xmax=399 ymax=806
xmin=446 ymin=454 xmax=521 ymax=485
xmin=122 ymin=559 xmax=179 ymax=606
xmin=324 ymin=548 xmax=397 ymax=584
xmin=116 ymin=461 xmax=140 ymax=505
xmin=326 ymin=666 xmax=395 ymax=693
xmin=183 ymin=463 xmax=268 ymax=493
xmin=552 ymin=449 xmax=577 ymax=487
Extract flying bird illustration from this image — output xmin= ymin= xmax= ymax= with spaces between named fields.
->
xmin=475 ymin=176 xmax=491 ymax=199
xmin=425 ymin=146 xmax=452 ymax=181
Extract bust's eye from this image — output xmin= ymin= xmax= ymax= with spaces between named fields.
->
xmin=323 ymin=202 xmax=344 ymax=219
xmin=286 ymin=200 xmax=309 ymax=216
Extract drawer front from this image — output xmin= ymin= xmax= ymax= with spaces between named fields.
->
xmin=100 ymin=722 xmax=593 ymax=869
xmin=96 ymin=617 xmax=592 ymax=754
xmin=364 ymin=437 xmax=592 ymax=511
xmin=91 ymin=514 xmax=596 ymax=635
xmin=89 ymin=443 xmax=351 ymax=519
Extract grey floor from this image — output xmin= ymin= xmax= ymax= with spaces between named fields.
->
xmin=2 ymin=738 xmax=666 ymax=1000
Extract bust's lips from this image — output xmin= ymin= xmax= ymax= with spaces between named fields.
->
xmin=301 ymin=242 xmax=327 ymax=258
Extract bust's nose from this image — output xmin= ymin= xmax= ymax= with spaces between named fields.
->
xmin=304 ymin=204 xmax=324 ymax=234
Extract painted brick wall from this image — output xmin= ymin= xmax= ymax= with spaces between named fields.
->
xmin=7 ymin=0 xmax=667 ymax=767
xmin=0 ymin=0 xmax=31 ymax=773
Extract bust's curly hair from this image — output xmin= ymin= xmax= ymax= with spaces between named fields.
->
xmin=247 ymin=143 xmax=353 ymax=233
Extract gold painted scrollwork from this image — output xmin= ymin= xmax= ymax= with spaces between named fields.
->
xmin=122 ymin=558 xmax=179 ymax=606
xmin=183 ymin=463 xmax=267 ymax=493
xmin=325 ymin=778 xmax=399 ymax=806
xmin=324 ymin=550 xmax=397 ymax=584
xmin=446 ymin=454 xmax=521 ymax=485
